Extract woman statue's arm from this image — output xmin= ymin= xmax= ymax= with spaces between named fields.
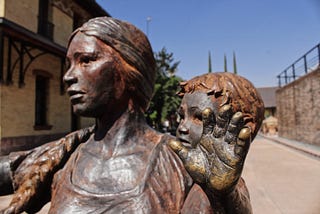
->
xmin=1 ymin=126 xmax=94 ymax=214
xmin=0 ymin=150 xmax=32 ymax=196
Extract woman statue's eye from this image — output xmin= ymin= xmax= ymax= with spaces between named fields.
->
xmin=81 ymin=56 xmax=91 ymax=64
xmin=80 ymin=55 xmax=96 ymax=64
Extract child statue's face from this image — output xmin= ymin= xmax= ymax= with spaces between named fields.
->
xmin=176 ymin=92 xmax=217 ymax=146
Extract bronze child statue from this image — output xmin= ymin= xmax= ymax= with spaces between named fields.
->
xmin=0 ymin=17 xmax=264 ymax=214
xmin=170 ymin=72 xmax=264 ymax=213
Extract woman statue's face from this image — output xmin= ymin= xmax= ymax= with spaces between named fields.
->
xmin=64 ymin=32 xmax=126 ymax=117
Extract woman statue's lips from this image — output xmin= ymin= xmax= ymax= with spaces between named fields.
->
xmin=67 ymin=89 xmax=85 ymax=96
xmin=67 ymin=90 xmax=85 ymax=103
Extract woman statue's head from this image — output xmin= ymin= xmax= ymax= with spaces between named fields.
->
xmin=64 ymin=17 xmax=156 ymax=117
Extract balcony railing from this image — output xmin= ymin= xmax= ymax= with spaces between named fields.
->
xmin=277 ymin=43 xmax=320 ymax=87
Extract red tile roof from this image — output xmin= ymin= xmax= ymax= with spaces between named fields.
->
xmin=257 ymin=87 xmax=279 ymax=108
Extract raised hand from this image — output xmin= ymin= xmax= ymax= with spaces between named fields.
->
xmin=169 ymin=104 xmax=251 ymax=194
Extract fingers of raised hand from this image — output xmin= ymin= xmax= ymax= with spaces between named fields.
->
xmin=234 ymin=127 xmax=251 ymax=157
xmin=202 ymin=108 xmax=215 ymax=136
xmin=225 ymin=112 xmax=244 ymax=143
xmin=213 ymin=105 xmax=233 ymax=137
xmin=200 ymin=108 xmax=216 ymax=153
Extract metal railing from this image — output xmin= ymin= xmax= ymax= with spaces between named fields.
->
xmin=277 ymin=43 xmax=320 ymax=87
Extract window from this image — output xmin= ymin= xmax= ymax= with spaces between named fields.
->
xmin=38 ymin=0 xmax=54 ymax=39
xmin=34 ymin=71 xmax=52 ymax=130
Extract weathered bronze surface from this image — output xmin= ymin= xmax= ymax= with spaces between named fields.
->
xmin=169 ymin=72 xmax=264 ymax=213
xmin=0 ymin=17 xmax=264 ymax=214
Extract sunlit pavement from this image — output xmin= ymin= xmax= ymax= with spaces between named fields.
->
xmin=1 ymin=135 xmax=320 ymax=214
xmin=243 ymin=135 xmax=320 ymax=214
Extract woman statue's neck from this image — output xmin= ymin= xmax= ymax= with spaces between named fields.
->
xmin=94 ymin=109 xmax=144 ymax=141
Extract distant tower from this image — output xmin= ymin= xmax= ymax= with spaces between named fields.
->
xmin=146 ymin=16 xmax=152 ymax=37
xmin=208 ymin=51 xmax=212 ymax=73
xmin=233 ymin=51 xmax=237 ymax=74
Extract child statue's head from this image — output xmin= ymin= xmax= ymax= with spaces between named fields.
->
xmin=176 ymin=72 xmax=264 ymax=145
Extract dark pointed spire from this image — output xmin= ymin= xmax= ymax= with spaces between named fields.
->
xmin=224 ymin=54 xmax=228 ymax=72
xmin=233 ymin=51 xmax=237 ymax=74
xmin=208 ymin=51 xmax=212 ymax=73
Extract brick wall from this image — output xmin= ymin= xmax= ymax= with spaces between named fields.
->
xmin=1 ymin=52 xmax=71 ymax=137
xmin=0 ymin=132 xmax=67 ymax=155
xmin=0 ymin=1 xmax=4 ymax=17
xmin=4 ymin=0 xmax=38 ymax=32
xmin=0 ymin=41 xmax=72 ymax=153
xmin=0 ymin=0 xmax=104 ymax=154
xmin=276 ymin=68 xmax=320 ymax=145
xmin=53 ymin=6 xmax=73 ymax=47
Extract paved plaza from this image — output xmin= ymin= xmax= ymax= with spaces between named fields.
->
xmin=1 ymin=135 xmax=320 ymax=213
xmin=243 ymin=135 xmax=320 ymax=214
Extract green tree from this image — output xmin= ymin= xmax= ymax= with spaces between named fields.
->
xmin=146 ymin=47 xmax=182 ymax=133
xmin=155 ymin=47 xmax=180 ymax=77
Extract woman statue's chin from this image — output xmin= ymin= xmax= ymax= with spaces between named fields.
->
xmin=73 ymin=106 xmax=97 ymax=118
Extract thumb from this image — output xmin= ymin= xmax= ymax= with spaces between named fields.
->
xmin=168 ymin=139 xmax=189 ymax=160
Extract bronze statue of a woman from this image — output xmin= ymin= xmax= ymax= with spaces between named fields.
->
xmin=0 ymin=17 xmax=264 ymax=214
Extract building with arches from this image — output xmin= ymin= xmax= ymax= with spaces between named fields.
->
xmin=0 ymin=0 xmax=109 ymax=154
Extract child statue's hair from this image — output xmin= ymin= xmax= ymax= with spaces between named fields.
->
xmin=178 ymin=72 xmax=264 ymax=139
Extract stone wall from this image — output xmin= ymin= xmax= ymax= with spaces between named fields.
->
xmin=52 ymin=5 xmax=73 ymax=47
xmin=4 ymin=0 xmax=39 ymax=33
xmin=276 ymin=68 xmax=320 ymax=145
xmin=0 ymin=43 xmax=94 ymax=153
xmin=0 ymin=0 xmax=102 ymax=153
xmin=0 ymin=1 xmax=5 ymax=17
xmin=0 ymin=132 xmax=67 ymax=155
xmin=1 ymin=47 xmax=71 ymax=137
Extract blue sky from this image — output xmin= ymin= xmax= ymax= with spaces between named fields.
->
xmin=96 ymin=0 xmax=320 ymax=87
